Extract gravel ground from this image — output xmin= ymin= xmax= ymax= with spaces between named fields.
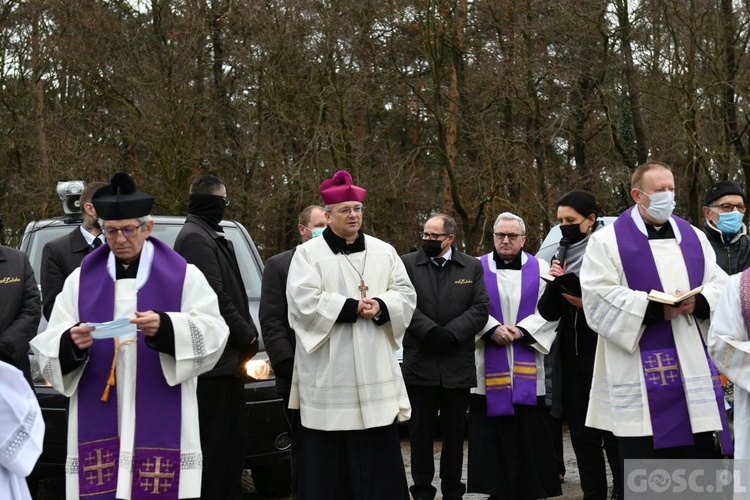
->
xmin=405 ymin=432 xmax=588 ymax=500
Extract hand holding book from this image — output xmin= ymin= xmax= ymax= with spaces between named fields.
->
xmin=648 ymin=286 xmax=703 ymax=325
xmin=646 ymin=286 xmax=703 ymax=305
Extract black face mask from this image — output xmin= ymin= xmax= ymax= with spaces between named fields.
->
xmin=421 ymin=239 xmax=444 ymax=258
xmin=189 ymin=194 xmax=226 ymax=232
xmin=559 ymin=222 xmax=587 ymax=244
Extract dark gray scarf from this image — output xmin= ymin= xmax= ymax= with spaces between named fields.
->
xmin=563 ymin=220 xmax=602 ymax=275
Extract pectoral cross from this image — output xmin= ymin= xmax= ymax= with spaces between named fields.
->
xmin=358 ymin=279 xmax=369 ymax=299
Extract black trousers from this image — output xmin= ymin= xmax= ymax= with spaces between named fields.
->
xmin=467 ymin=395 xmax=561 ymax=500
xmin=406 ymin=385 xmax=470 ymax=500
xmin=563 ymin=363 xmax=620 ymax=500
xmin=546 ymin=411 xmax=566 ymax=480
xmin=616 ymin=432 xmax=719 ymax=499
xmin=281 ymin=392 xmax=302 ymax=495
xmin=197 ymin=376 xmax=248 ymax=500
xmin=297 ymin=421 xmax=408 ymax=500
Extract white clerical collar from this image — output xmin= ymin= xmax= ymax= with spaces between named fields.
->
xmin=106 ymin=239 xmax=153 ymax=291
xmin=79 ymin=225 xmax=104 ymax=247
xmin=629 ymin=206 xmax=682 ymax=243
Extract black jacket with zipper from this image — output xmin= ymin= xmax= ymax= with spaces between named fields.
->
xmin=401 ymin=247 xmax=489 ymax=389
xmin=703 ymin=220 xmax=750 ymax=275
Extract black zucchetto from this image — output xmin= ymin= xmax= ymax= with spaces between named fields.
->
xmin=92 ymin=172 xmax=154 ymax=220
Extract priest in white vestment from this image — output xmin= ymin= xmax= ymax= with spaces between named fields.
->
xmin=0 ymin=361 xmax=44 ymax=500
xmin=30 ymin=173 xmax=228 ymax=500
xmin=580 ymin=161 xmax=730 ymax=499
xmin=286 ymin=170 xmax=416 ymax=500
xmin=468 ymin=212 xmax=560 ymax=500
xmin=709 ymin=270 xmax=750 ymax=460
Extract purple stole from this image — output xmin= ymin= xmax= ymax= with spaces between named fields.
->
xmin=614 ymin=210 xmax=732 ymax=453
xmin=77 ymin=238 xmax=186 ymax=499
xmin=480 ymin=252 xmax=539 ymax=416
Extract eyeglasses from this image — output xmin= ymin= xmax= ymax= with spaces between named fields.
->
xmin=493 ymin=232 xmax=523 ymax=241
xmin=102 ymin=222 xmax=146 ymax=239
xmin=710 ymin=203 xmax=746 ymax=213
xmin=334 ymin=206 xmax=364 ymax=215
xmin=420 ymin=232 xmax=449 ymax=240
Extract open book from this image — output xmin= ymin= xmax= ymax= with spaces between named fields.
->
xmin=541 ymin=272 xmax=581 ymax=298
xmin=646 ymin=286 xmax=704 ymax=305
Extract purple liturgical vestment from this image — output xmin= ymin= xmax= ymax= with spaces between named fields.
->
xmin=480 ymin=252 xmax=539 ymax=416
xmin=30 ymin=236 xmax=229 ymax=500
xmin=614 ymin=213 xmax=732 ymax=453
xmin=77 ymin=238 xmax=185 ymax=499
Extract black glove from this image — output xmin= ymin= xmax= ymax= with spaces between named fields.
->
xmin=240 ymin=340 xmax=260 ymax=365
xmin=430 ymin=327 xmax=457 ymax=353
xmin=273 ymin=358 xmax=294 ymax=381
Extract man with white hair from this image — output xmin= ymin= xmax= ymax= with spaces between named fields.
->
xmin=467 ymin=212 xmax=560 ymax=500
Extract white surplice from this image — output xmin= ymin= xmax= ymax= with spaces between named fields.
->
xmin=473 ymin=253 xmax=558 ymax=396
xmin=0 ymin=362 xmax=44 ymax=500
xmin=286 ymin=234 xmax=416 ymax=431
xmin=29 ymin=240 xmax=229 ymax=499
xmin=580 ymin=207 xmax=728 ymax=438
xmin=709 ymin=273 xmax=750 ymax=459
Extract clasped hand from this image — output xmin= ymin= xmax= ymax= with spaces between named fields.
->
xmin=357 ymin=298 xmax=381 ymax=319
xmin=491 ymin=325 xmax=522 ymax=345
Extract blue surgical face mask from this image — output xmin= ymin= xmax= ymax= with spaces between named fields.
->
xmin=310 ymin=227 xmax=325 ymax=239
xmin=716 ymin=210 xmax=743 ymax=236
xmin=640 ymin=190 xmax=675 ymax=222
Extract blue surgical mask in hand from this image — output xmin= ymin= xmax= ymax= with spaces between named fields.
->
xmin=85 ymin=318 xmax=137 ymax=339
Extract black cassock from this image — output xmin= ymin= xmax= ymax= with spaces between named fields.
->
xmin=297 ymin=420 xmax=408 ymax=500
xmin=468 ymin=395 xmax=562 ymax=499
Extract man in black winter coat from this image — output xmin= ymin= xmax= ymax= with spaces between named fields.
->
xmin=40 ymin=181 xmax=106 ymax=320
xmin=0 ymin=216 xmax=41 ymax=386
xmin=401 ymin=213 xmax=489 ymax=500
xmin=259 ymin=204 xmax=326 ymax=494
xmin=174 ymin=175 xmax=258 ymax=500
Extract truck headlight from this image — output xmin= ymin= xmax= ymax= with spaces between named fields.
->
xmin=245 ymin=352 xmax=274 ymax=380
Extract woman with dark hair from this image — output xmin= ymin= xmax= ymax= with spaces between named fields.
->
xmin=537 ymin=190 xmax=620 ymax=500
